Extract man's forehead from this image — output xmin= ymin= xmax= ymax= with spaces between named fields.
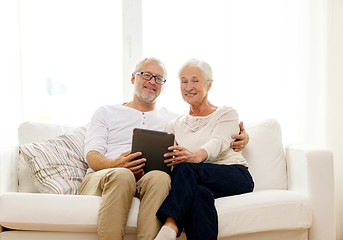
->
xmin=140 ymin=61 xmax=164 ymax=73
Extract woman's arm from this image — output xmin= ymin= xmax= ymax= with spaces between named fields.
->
xmin=201 ymin=108 xmax=239 ymax=161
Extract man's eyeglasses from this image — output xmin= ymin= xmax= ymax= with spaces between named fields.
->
xmin=135 ymin=72 xmax=166 ymax=85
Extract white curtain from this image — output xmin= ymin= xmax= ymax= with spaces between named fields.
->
xmin=142 ymin=0 xmax=308 ymax=146
xmin=0 ymin=0 xmax=21 ymax=147
xmin=325 ymin=0 xmax=343 ymax=239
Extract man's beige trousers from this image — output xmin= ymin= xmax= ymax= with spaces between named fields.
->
xmin=79 ymin=168 xmax=171 ymax=240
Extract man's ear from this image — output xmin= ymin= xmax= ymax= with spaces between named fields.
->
xmin=131 ymin=73 xmax=136 ymax=84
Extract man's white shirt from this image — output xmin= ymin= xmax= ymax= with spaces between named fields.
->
xmin=84 ymin=104 xmax=178 ymax=172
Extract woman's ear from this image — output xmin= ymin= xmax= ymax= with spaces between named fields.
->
xmin=207 ymin=81 xmax=213 ymax=91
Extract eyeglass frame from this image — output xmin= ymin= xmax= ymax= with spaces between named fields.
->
xmin=134 ymin=71 xmax=167 ymax=85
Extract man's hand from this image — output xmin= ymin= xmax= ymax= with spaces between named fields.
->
xmin=230 ymin=121 xmax=249 ymax=152
xmin=86 ymin=150 xmax=146 ymax=180
xmin=116 ymin=151 xmax=147 ymax=179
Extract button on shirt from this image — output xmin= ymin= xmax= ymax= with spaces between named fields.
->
xmin=84 ymin=104 xmax=178 ymax=172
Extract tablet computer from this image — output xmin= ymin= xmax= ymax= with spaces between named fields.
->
xmin=131 ymin=128 xmax=174 ymax=175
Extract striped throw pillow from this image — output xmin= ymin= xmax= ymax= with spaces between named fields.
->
xmin=19 ymin=126 xmax=88 ymax=194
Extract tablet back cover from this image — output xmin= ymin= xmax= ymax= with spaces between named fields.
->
xmin=131 ymin=128 xmax=174 ymax=175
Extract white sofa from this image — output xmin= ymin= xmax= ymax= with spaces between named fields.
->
xmin=0 ymin=119 xmax=335 ymax=240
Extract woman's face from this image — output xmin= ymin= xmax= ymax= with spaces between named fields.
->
xmin=179 ymin=65 xmax=211 ymax=106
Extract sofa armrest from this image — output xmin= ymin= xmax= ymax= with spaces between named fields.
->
xmin=285 ymin=144 xmax=335 ymax=240
xmin=0 ymin=146 xmax=19 ymax=193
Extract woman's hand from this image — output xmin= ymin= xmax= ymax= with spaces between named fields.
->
xmin=163 ymin=146 xmax=208 ymax=167
xmin=230 ymin=121 xmax=249 ymax=152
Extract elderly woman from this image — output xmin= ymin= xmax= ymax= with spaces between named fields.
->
xmin=154 ymin=59 xmax=254 ymax=240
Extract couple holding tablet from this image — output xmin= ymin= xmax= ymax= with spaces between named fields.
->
xmin=80 ymin=57 xmax=253 ymax=240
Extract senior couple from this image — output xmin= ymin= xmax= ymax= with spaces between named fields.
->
xmin=79 ymin=58 xmax=254 ymax=240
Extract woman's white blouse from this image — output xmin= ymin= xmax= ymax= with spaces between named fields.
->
xmin=167 ymin=106 xmax=248 ymax=167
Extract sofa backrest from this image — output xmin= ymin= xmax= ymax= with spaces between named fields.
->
xmin=18 ymin=122 xmax=76 ymax=144
xmin=16 ymin=119 xmax=287 ymax=193
xmin=243 ymin=119 xmax=287 ymax=190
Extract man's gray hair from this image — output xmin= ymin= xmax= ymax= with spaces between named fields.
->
xmin=134 ymin=57 xmax=167 ymax=78
xmin=178 ymin=58 xmax=213 ymax=83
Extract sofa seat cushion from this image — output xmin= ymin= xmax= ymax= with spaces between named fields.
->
xmin=0 ymin=192 xmax=139 ymax=233
xmin=216 ymin=190 xmax=312 ymax=237
xmin=0 ymin=190 xmax=311 ymax=237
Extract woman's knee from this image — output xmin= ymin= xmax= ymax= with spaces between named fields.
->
xmin=173 ymin=162 xmax=193 ymax=173
xmin=172 ymin=162 xmax=196 ymax=178
xmin=194 ymin=185 xmax=213 ymax=199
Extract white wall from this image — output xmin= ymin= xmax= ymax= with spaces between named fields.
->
xmin=327 ymin=0 xmax=343 ymax=239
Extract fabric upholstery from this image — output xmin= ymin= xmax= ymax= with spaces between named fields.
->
xmin=0 ymin=190 xmax=311 ymax=237
xmin=243 ymin=119 xmax=287 ymax=190
xmin=17 ymin=122 xmax=79 ymax=193
xmin=19 ymin=126 xmax=88 ymax=194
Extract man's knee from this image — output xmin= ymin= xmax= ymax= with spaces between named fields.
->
xmin=145 ymin=170 xmax=170 ymax=184
xmin=102 ymin=168 xmax=136 ymax=190
xmin=140 ymin=170 xmax=171 ymax=193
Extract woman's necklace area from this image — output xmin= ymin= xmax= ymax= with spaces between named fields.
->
xmin=189 ymin=105 xmax=218 ymax=117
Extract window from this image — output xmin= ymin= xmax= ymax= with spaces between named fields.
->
xmin=20 ymin=0 xmax=122 ymax=124
xmin=142 ymin=0 xmax=306 ymax=143
xmin=1 ymin=0 xmax=308 ymax=146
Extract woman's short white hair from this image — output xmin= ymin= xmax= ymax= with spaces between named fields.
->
xmin=178 ymin=58 xmax=213 ymax=83
xmin=134 ymin=57 xmax=167 ymax=78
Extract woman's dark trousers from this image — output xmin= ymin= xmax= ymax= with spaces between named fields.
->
xmin=156 ymin=162 xmax=254 ymax=240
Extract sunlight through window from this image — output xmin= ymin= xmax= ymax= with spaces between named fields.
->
xmin=20 ymin=0 xmax=122 ymax=124
xmin=142 ymin=0 xmax=306 ymax=144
